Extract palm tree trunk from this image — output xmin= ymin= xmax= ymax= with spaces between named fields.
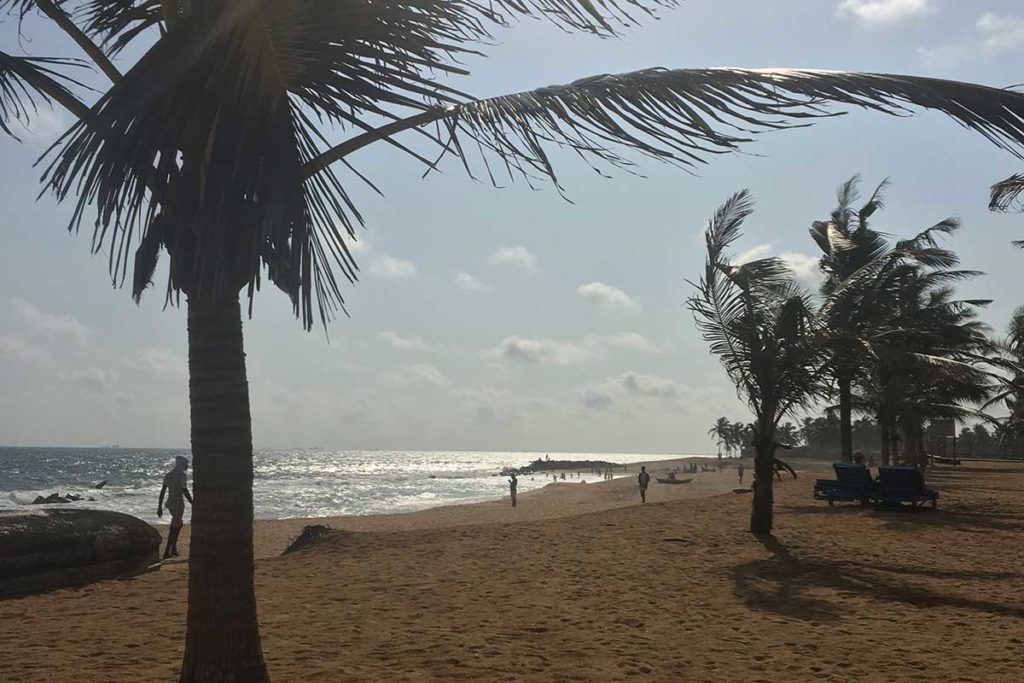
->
xmin=839 ymin=375 xmax=853 ymax=463
xmin=749 ymin=433 xmax=775 ymax=535
xmin=180 ymin=296 xmax=269 ymax=683
xmin=880 ymin=421 xmax=890 ymax=466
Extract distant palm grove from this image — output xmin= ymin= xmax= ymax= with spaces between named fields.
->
xmin=694 ymin=176 xmax=1024 ymax=532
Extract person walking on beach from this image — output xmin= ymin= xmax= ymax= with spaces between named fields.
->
xmin=509 ymin=472 xmax=518 ymax=508
xmin=637 ymin=466 xmax=651 ymax=503
xmin=737 ymin=462 xmax=745 ymax=484
xmin=157 ymin=455 xmax=193 ymax=559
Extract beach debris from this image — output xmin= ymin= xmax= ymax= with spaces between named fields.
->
xmin=732 ymin=488 xmax=753 ymax=494
xmin=284 ymin=524 xmax=335 ymax=554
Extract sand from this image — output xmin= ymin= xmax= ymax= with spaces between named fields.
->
xmin=2 ymin=459 xmax=1022 ymax=682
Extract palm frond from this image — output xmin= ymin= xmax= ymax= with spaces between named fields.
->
xmin=990 ymin=173 xmax=1024 ymax=212
xmin=309 ymin=68 xmax=1024 ymax=184
xmin=0 ymin=50 xmax=87 ymax=139
xmin=76 ymin=0 xmax=164 ymax=56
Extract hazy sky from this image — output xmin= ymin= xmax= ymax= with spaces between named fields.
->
xmin=2 ymin=0 xmax=1023 ymax=452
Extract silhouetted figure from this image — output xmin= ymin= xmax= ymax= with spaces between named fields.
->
xmin=508 ymin=473 xmax=518 ymax=508
xmin=853 ymin=451 xmax=865 ymax=465
xmin=738 ymin=462 xmax=745 ymax=484
xmin=560 ymin=472 xmax=565 ymax=480
xmin=637 ymin=466 xmax=651 ymax=503
xmin=157 ymin=456 xmax=193 ymax=559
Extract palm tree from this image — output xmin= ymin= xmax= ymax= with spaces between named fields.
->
xmin=856 ymin=264 xmax=993 ymax=466
xmin=708 ymin=416 xmax=730 ymax=457
xmin=8 ymin=1 xmax=1024 ymax=678
xmin=776 ymin=421 xmax=800 ymax=447
xmin=689 ymin=191 xmax=826 ymax=534
xmin=983 ymin=308 xmax=1024 ymax=447
xmin=812 ymin=176 xmax=968 ymax=462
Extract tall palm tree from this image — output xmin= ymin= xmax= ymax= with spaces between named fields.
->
xmin=689 ymin=191 xmax=826 ymax=534
xmin=8 ymin=1 xmax=1024 ymax=678
xmin=811 ymin=176 xmax=892 ymax=462
xmin=708 ymin=416 xmax=730 ymax=456
xmin=812 ymin=176 xmax=967 ymax=462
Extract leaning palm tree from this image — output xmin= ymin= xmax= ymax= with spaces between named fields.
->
xmin=689 ymin=191 xmax=826 ymax=534
xmin=9 ymin=1 xmax=1024 ymax=679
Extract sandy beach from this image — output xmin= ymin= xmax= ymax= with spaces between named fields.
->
xmin=2 ymin=459 xmax=1022 ymax=682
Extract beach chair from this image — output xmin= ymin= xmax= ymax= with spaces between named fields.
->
xmin=871 ymin=466 xmax=939 ymax=509
xmin=813 ymin=463 xmax=874 ymax=506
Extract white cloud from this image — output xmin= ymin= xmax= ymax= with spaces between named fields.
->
xmin=579 ymin=372 xmax=689 ymax=411
xmin=124 ymin=347 xmax=187 ymax=377
xmin=11 ymin=297 xmax=89 ymax=344
xmin=378 ymin=331 xmax=432 ymax=352
xmin=493 ymin=337 xmax=594 ymax=365
xmin=489 ymin=246 xmax=537 ymax=271
xmin=587 ymin=332 xmax=666 ymax=354
xmin=455 ymin=272 xmax=490 ymax=291
xmin=780 ymin=252 xmax=825 ymax=291
xmin=581 ymin=389 xmax=614 ymax=411
xmin=735 ymin=243 xmax=774 ymax=264
xmin=16 ymin=107 xmax=68 ymax=143
xmin=344 ymin=235 xmax=370 ymax=255
xmin=837 ymin=0 xmax=934 ymax=27
xmin=0 ymin=335 xmax=55 ymax=366
xmin=368 ymin=255 xmax=417 ymax=279
xmin=619 ymin=372 xmax=682 ymax=399
xmin=977 ymin=13 xmax=1024 ymax=52
xmin=732 ymin=247 xmax=823 ymax=291
xmin=378 ymin=364 xmax=450 ymax=387
xmin=917 ymin=13 xmax=1024 ymax=68
xmin=490 ymin=332 xmax=665 ymax=366
xmin=576 ymin=282 xmax=640 ymax=311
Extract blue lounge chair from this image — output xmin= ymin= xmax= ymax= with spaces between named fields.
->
xmin=813 ymin=463 xmax=875 ymax=506
xmin=871 ymin=466 xmax=939 ymax=509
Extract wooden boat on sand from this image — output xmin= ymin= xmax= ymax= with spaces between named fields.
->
xmin=656 ymin=476 xmax=693 ymax=485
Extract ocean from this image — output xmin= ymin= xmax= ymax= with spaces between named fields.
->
xmin=0 ymin=447 xmax=696 ymax=524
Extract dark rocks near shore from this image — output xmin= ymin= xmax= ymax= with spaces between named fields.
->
xmin=30 ymin=493 xmax=94 ymax=505
xmin=0 ymin=509 xmax=160 ymax=597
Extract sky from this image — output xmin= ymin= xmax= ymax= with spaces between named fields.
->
xmin=2 ymin=0 xmax=1024 ymax=452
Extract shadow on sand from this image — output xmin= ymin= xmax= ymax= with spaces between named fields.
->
xmin=730 ymin=535 xmax=1024 ymax=624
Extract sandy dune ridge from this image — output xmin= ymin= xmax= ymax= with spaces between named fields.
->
xmin=2 ymin=460 xmax=1022 ymax=681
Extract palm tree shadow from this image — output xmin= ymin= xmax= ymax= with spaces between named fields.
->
xmin=730 ymin=536 xmax=848 ymax=623
xmin=730 ymin=536 xmax=1024 ymax=623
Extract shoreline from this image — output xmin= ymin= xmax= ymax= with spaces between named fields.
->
xmin=156 ymin=455 xmax=741 ymax=560
xmin=5 ymin=462 xmax=1021 ymax=681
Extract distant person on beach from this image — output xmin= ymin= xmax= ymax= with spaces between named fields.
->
xmin=737 ymin=462 xmax=745 ymax=484
xmin=157 ymin=456 xmax=192 ymax=559
xmin=508 ymin=472 xmax=518 ymax=508
xmin=637 ymin=466 xmax=651 ymax=503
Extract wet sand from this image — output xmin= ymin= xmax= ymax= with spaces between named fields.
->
xmin=2 ymin=460 xmax=1022 ymax=681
